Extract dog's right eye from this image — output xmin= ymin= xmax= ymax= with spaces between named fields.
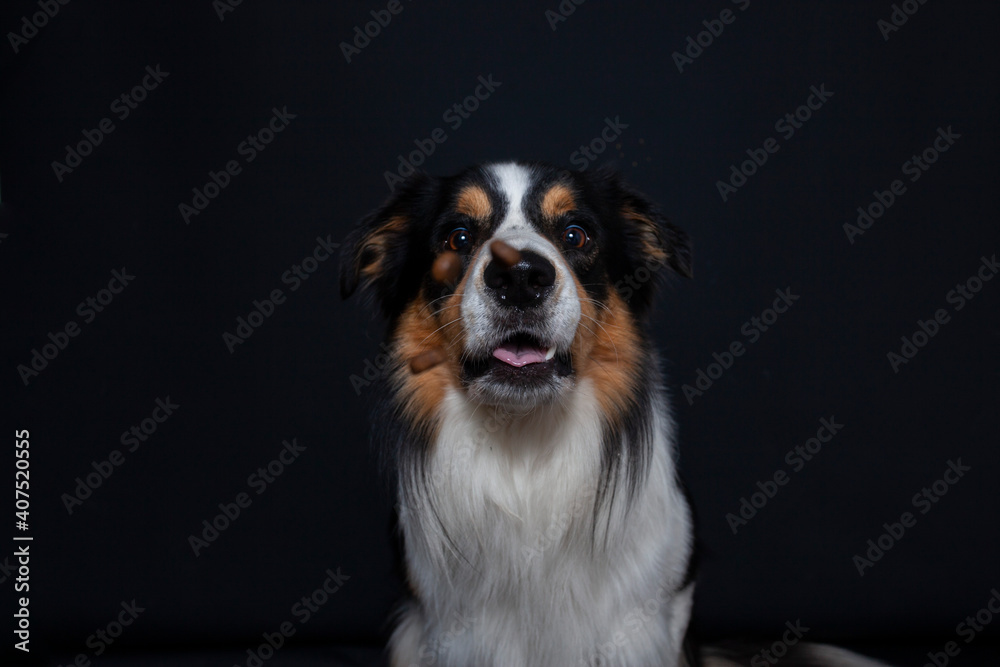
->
xmin=561 ymin=224 xmax=589 ymax=250
xmin=446 ymin=228 xmax=473 ymax=252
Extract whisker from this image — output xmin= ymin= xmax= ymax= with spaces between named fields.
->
xmin=418 ymin=317 xmax=462 ymax=348
xmin=583 ymin=316 xmax=625 ymax=332
xmin=418 ymin=293 xmax=455 ymax=313
xmin=416 ymin=291 xmax=465 ymax=325
xmin=580 ymin=313 xmax=619 ymax=364
xmin=584 ymin=351 xmax=616 ymax=380
xmin=577 ymin=320 xmax=619 ymax=366
xmin=445 ymin=336 xmax=467 ymax=355
xmin=579 ymin=297 xmax=613 ymax=314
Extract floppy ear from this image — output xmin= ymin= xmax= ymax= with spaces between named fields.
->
xmin=592 ymin=167 xmax=693 ymax=314
xmin=340 ymin=173 xmax=435 ymax=315
xmin=617 ymin=183 xmax=693 ymax=280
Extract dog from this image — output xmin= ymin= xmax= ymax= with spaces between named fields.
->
xmin=341 ymin=161 xmax=888 ymax=666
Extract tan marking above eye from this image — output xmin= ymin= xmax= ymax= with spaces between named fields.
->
xmin=541 ymin=183 xmax=576 ymax=219
xmin=454 ymin=185 xmax=492 ymax=220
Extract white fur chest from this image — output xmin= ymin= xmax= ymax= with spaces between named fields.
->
xmin=394 ymin=383 xmax=694 ymax=667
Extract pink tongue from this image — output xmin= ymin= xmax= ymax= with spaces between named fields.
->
xmin=493 ymin=341 xmax=548 ymax=367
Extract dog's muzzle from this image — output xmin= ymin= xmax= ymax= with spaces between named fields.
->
xmin=460 ymin=238 xmax=579 ymax=407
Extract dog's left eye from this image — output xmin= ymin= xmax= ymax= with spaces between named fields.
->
xmin=446 ymin=228 xmax=473 ymax=251
xmin=561 ymin=225 xmax=589 ymax=249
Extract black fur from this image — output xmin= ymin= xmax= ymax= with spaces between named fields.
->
xmin=340 ymin=162 xmax=693 ymax=323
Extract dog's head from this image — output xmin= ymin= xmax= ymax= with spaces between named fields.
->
xmin=341 ymin=161 xmax=691 ymax=412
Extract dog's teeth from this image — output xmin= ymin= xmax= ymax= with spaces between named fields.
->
xmin=545 ymin=346 xmax=556 ymax=361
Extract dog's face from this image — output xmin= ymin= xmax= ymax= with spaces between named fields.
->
xmin=342 ymin=161 xmax=691 ymax=413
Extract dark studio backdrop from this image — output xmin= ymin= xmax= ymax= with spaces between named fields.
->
xmin=1 ymin=0 xmax=998 ymax=665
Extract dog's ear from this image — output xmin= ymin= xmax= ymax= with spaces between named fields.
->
xmin=617 ymin=182 xmax=693 ymax=281
xmin=594 ymin=167 xmax=692 ymax=313
xmin=340 ymin=173 xmax=436 ymax=315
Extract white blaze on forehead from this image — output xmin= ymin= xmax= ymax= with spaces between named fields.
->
xmin=485 ymin=162 xmax=550 ymax=254
xmin=459 ymin=163 xmax=581 ymax=355
xmin=488 ymin=162 xmax=534 ymax=234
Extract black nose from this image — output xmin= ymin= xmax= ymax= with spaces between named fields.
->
xmin=483 ymin=249 xmax=556 ymax=309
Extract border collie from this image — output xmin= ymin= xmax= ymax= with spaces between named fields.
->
xmin=341 ymin=161 xmax=888 ymax=667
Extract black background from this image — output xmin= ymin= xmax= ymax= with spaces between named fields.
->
xmin=2 ymin=1 xmax=998 ymax=665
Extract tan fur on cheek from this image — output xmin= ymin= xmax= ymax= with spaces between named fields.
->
xmin=391 ymin=272 xmax=471 ymax=432
xmin=571 ymin=283 xmax=643 ymax=418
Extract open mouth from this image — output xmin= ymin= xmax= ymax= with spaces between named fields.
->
xmin=462 ymin=332 xmax=574 ymax=396
xmin=492 ymin=333 xmax=557 ymax=368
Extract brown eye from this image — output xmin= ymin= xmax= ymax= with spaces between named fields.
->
xmin=561 ymin=225 xmax=589 ymax=249
xmin=447 ymin=228 xmax=472 ymax=251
